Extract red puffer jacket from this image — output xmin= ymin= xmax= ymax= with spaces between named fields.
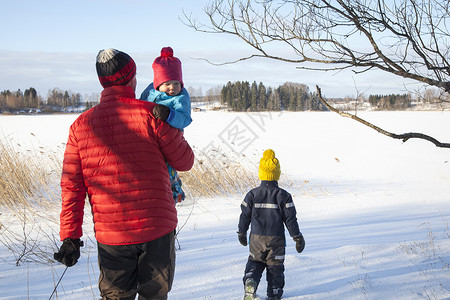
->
xmin=59 ymin=85 xmax=194 ymax=245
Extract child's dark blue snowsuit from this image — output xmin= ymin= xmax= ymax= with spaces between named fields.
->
xmin=238 ymin=180 xmax=301 ymax=299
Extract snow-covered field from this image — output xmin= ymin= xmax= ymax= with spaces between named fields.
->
xmin=0 ymin=110 xmax=449 ymax=299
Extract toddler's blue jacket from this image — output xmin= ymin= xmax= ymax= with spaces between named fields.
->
xmin=140 ymin=83 xmax=192 ymax=130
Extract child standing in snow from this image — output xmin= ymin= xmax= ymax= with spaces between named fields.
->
xmin=140 ymin=47 xmax=192 ymax=203
xmin=237 ymin=149 xmax=305 ymax=300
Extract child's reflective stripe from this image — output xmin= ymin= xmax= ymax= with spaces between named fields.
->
xmin=286 ymin=202 xmax=295 ymax=208
xmin=241 ymin=200 xmax=248 ymax=207
xmin=254 ymin=203 xmax=278 ymax=209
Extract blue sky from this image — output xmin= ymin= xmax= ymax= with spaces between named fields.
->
xmin=0 ymin=0 xmax=419 ymax=99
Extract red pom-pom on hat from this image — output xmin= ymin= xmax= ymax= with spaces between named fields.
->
xmin=161 ymin=47 xmax=173 ymax=58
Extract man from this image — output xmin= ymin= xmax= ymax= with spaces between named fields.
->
xmin=54 ymin=48 xmax=194 ymax=299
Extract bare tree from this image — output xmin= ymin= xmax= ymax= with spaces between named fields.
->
xmin=186 ymin=86 xmax=204 ymax=101
xmin=185 ymin=0 xmax=449 ymax=93
xmin=184 ymin=0 xmax=450 ymax=147
xmin=205 ymin=85 xmax=222 ymax=103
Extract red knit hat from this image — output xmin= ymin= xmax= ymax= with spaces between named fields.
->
xmin=152 ymin=47 xmax=183 ymax=90
xmin=96 ymin=49 xmax=136 ymax=88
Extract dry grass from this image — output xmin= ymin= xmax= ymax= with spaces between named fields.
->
xmin=0 ymin=136 xmax=63 ymax=265
xmin=0 ymin=135 xmax=62 ymax=212
xmin=180 ymin=149 xmax=260 ymax=199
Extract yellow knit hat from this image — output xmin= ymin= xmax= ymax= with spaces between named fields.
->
xmin=258 ymin=149 xmax=281 ymax=181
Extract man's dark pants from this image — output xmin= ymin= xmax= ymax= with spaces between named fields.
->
xmin=98 ymin=231 xmax=175 ymax=300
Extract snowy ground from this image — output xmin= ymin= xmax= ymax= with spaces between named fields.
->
xmin=0 ymin=110 xmax=449 ymax=299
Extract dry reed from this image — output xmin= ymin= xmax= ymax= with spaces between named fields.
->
xmin=180 ymin=150 xmax=260 ymax=199
xmin=0 ymin=135 xmax=62 ymax=213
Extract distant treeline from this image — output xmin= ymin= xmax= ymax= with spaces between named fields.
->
xmin=1 ymin=82 xmax=417 ymax=114
xmin=220 ymin=81 xmax=327 ymax=112
xmin=0 ymin=88 xmax=44 ymax=112
xmin=0 ymin=88 xmax=96 ymax=113
xmin=368 ymin=94 xmax=412 ymax=110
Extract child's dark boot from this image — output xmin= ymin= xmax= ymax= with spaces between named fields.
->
xmin=267 ymin=287 xmax=283 ymax=299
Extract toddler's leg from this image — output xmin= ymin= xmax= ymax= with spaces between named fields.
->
xmin=243 ymin=259 xmax=265 ymax=289
xmin=166 ymin=163 xmax=185 ymax=203
xmin=266 ymin=264 xmax=285 ymax=299
xmin=265 ymin=241 xmax=285 ymax=299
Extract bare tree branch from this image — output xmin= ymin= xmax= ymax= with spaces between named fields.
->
xmin=184 ymin=0 xmax=450 ymax=93
xmin=316 ymin=85 xmax=450 ymax=148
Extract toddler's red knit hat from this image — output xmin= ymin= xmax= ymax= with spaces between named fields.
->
xmin=152 ymin=47 xmax=183 ymax=90
xmin=96 ymin=49 xmax=136 ymax=88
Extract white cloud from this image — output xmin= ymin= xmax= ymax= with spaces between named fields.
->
xmin=0 ymin=51 xmax=98 ymax=96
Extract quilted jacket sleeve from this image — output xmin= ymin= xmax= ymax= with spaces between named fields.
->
xmin=141 ymin=84 xmax=192 ymax=130
xmin=154 ymin=118 xmax=194 ymax=172
xmin=59 ymin=125 xmax=87 ymax=241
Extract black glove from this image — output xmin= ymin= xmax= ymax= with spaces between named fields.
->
xmin=237 ymin=232 xmax=247 ymax=246
xmin=54 ymin=238 xmax=83 ymax=267
xmin=153 ymin=104 xmax=170 ymax=121
xmin=293 ymin=235 xmax=305 ymax=253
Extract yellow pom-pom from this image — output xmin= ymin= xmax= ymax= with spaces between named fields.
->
xmin=262 ymin=149 xmax=275 ymax=159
